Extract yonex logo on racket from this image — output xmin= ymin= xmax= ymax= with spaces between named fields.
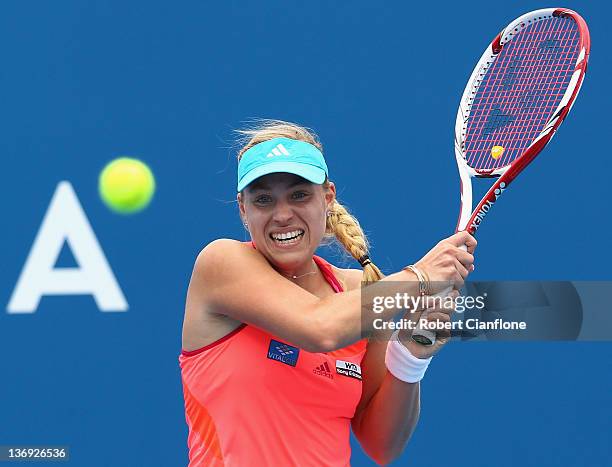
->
xmin=265 ymin=143 xmax=290 ymax=158
xmin=494 ymin=182 xmax=506 ymax=199
xmin=470 ymin=183 xmax=507 ymax=231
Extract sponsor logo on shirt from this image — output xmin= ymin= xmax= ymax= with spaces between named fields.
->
xmin=267 ymin=339 xmax=300 ymax=367
xmin=335 ymin=360 xmax=362 ymax=381
xmin=313 ymin=361 xmax=334 ymax=379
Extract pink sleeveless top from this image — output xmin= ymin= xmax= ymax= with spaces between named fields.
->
xmin=179 ymin=254 xmax=367 ymax=466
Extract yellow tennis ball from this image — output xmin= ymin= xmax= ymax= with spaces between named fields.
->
xmin=99 ymin=157 xmax=156 ymax=214
xmin=491 ymin=145 xmax=504 ymax=160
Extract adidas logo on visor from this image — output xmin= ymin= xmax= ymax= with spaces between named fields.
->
xmin=265 ymin=143 xmax=290 ymax=158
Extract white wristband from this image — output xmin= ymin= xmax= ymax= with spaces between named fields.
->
xmin=385 ymin=330 xmax=432 ymax=383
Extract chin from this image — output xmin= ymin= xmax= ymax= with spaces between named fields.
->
xmin=264 ymin=236 xmax=313 ymax=266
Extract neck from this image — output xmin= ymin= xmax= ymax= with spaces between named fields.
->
xmin=277 ymin=258 xmax=319 ymax=283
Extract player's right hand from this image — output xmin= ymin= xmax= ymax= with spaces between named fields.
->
xmin=414 ymin=231 xmax=477 ymax=293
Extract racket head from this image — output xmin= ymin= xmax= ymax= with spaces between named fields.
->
xmin=454 ymin=8 xmax=590 ymax=233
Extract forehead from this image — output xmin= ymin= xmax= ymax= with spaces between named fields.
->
xmin=246 ymin=173 xmax=313 ymax=192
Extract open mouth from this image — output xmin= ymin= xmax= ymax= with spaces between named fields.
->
xmin=270 ymin=229 xmax=305 ymax=245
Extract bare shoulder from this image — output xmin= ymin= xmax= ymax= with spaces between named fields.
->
xmin=193 ymin=238 xmax=267 ymax=279
xmin=189 ymin=237 xmax=262 ymax=312
xmin=329 ymin=265 xmax=363 ymax=292
xmin=196 ymin=238 xmax=254 ymax=268
xmin=182 ymin=239 xmax=255 ymax=351
xmin=184 ymin=240 xmax=330 ymax=352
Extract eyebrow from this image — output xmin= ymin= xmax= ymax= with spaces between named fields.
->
xmin=248 ymin=179 xmax=310 ymax=191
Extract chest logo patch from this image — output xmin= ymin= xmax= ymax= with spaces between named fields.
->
xmin=335 ymin=360 xmax=362 ymax=380
xmin=313 ymin=361 xmax=334 ymax=379
xmin=267 ymin=339 xmax=300 ymax=367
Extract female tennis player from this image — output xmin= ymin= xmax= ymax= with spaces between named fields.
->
xmin=179 ymin=120 xmax=476 ymax=466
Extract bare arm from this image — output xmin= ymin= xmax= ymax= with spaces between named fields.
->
xmin=351 ymin=304 xmax=454 ymax=465
xmin=353 ymin=368 xmax=421 ymax=465
xmin=194 ymin=239 xmax=421 ymax=352
xmin=195 ymin=232 xmax=474 ymax=353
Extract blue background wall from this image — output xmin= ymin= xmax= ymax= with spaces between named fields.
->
xmin=1 ymin=1 xmax=609 ymax=465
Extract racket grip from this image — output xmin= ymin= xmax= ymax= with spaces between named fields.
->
xmin=411 ymin=242 xmax=469 ymax=345
xmin=411 ymin=287 xmax=453 ymax=346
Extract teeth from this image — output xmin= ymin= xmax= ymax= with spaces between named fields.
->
xmin=271 ymin=230 xmax=304 ymax=241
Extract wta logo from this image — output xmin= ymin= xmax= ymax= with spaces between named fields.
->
xmin=335 ymin=360 xmax=362 ymax=381
xmin=470 ymin=182 xmax=507 ymax=231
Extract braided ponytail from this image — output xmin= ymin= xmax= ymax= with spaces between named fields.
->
xmin=325 ymin=197 xmax=384 ymax=283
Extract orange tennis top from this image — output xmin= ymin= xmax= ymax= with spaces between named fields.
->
xmin=179 ymin=254 xmax=368 ymax=466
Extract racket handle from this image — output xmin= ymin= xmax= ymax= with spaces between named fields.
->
xmin=411 ymin=243 xmax=467 ymax=345
xmin=411 ymin=286 xmax=453 ymax=346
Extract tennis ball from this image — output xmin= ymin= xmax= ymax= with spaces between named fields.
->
xmin=99 ymin=157 xmax=155 ymax=214
xmin=491 ymin=145 xmax=504 ymax=160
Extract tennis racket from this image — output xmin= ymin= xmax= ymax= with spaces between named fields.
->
xmin=412 ymin=8 xmax=591 ymax=345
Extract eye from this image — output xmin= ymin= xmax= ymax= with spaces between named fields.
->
xmin=292 ymin=191 xmax=309 ymax=200
xmin=254 ymin=194 xmax=272 ymax=204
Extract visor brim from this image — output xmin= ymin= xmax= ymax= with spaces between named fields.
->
xmin=237 ymin=161 xmax=327 ymax=192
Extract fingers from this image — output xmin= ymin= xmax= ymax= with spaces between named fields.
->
xmin=454 ymin=259 xmax=468 ymax=282
xmin=448 ymin=231 xmax=478 ymax=254
xmin=456 ymin=248 xmax=474 ymax=266
xmin=457 ymin=248 xmax=475 ymax=273
xmin=413 ymin=232 xmax=477 ymax=295
xmin=463 ymin=232 xmax=478 ymax=254
xmin=446 ymin=235 xmax=475 ymax=282
xmin=456 ymin=251 xmax=474 ymax=276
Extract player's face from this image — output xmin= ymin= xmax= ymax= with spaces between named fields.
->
xmin=238 ymin=173 xmax=335 ymax=272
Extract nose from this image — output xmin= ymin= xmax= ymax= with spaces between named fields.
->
xmin=272 ymin=199 xmax=294 ymax=225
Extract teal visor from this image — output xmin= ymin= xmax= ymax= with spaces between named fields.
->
xmin=237 ymin=137 xmax=328 ymax=191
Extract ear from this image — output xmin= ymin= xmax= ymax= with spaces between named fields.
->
xmin=324 ymin=181 xmax=336 ymax=210
xmin=237 ymin=192 xmax=247 ymax=220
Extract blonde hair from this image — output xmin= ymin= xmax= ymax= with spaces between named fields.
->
xmin=236 ymin=119 xmax=384 ymax=283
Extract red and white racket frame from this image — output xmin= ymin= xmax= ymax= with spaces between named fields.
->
xmin=454 ymin=8 xmax=591 ymax=235
xmin=412 ymin=8 xmax=590 ymax=346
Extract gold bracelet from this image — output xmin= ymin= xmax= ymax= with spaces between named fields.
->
xmin=420 ymin=268 xmax=431 ymax=292
xmin=404 ymin=265 xmax=429 ymax=296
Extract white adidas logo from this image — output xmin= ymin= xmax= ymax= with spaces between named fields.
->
xmin=265 ymin=143 xmax=290 ymax=158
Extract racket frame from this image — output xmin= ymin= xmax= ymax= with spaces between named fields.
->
xmin=454 ymin=8 xmax=590 ymax=235
xmin=412 ymin=8 xmax=590 ymax=346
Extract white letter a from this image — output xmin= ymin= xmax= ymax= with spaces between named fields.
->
xmin=7 ymin=181 xmax=128 ymax=313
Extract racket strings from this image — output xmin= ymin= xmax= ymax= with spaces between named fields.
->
xmin=463 ymin=16 xmax=580 ymax=171
xmin=470 ymin=18 xmax=577 ymax=168
xmin=489 ymin=19 xmax=576 ymax=168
